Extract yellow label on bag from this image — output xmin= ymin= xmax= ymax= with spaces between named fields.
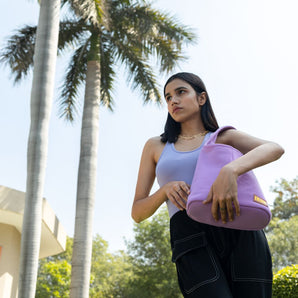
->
xmin=254 ymin=195 xmax=268 ymax=206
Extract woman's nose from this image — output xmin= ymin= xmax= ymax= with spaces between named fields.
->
xmin=171 ymin=96 xmax=179 ymax=104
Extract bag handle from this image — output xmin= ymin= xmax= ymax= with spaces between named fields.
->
xmin=205 ymin=126 xmax=236 ymax=145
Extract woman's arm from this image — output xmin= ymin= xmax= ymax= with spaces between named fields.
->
xmin=218 ymin=129 xmax=285 ymax=174
xmin=204 ymin=129 xmax=284 ymax=223
xmin=131 ymin=137 xmax=190 ymax=223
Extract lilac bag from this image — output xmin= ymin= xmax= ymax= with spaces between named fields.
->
xmin=186 ymin=126 xmax=271 ymax=230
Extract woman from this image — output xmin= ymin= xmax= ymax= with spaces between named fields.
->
xmin=131 ymin=72 xmax=284 ymax=297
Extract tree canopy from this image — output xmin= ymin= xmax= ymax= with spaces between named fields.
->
xmin=265 ymin=176 xmax=298 ymax=271
xmin=270 ymin=176 xmax=298 ymax=220
xmin=125 ymin=207 xmax=182 ymax=297
xmin=36 ymin=207 xmax=181 ymax=297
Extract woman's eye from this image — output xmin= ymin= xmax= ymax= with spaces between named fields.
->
xmin=166 ymin=96 xmax=172 ymax=102
xmin=178 ymin=89 xmax=185 ymax=94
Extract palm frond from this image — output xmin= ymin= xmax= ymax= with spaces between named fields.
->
xmin=0 ymin=25 xmax=36 ymax=83
xmin=58 ymin=42 xmax=89 ymax=121
xmin=109 ymin=1 xmax=196 ymax=73
xmin=112 ymin=37 xmax=161 ymax=104
xmin=147 ymin=35 xmax=187 ymax=73
xmin=148 ymin=10 xmax=196 ymax=45
xmin=66 ymin=0 xmax=110 ymax=29
xmin=138 ymin=7 xmax=196 ymax=72
xmin=110 ymin=1 xmax=196 ymax=43
xmin=58 ymin=19 xmax=90 ymax=54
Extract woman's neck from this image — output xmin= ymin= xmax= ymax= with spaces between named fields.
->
xmin=180 ymin=120 xmax=206 ymax=136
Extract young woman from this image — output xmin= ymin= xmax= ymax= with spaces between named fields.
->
xmin=131 ymin=72 xmax=284 ymax=297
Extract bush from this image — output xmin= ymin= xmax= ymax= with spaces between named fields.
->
xmin=273 ymin=264 xmax=298 ymax=298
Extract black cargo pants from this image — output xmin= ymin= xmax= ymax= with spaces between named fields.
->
xmin=170 ymin=211 xmax=272 ymax=298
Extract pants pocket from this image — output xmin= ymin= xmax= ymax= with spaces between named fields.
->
xmin=231 ymin=230 xmax=272 ymax=283
xmin=172 ymin=232 xmax=220 ymax=294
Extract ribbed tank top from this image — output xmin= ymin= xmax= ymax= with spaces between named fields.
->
xmin=155 ymin=133 xmax=211 ymax=218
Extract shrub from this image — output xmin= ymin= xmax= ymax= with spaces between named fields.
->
xmin=273 ymin=264 xmax=298 ymax=298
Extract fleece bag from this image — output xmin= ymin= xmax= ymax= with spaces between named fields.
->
xmin=186 ymin=126 xmax=271 ymax=230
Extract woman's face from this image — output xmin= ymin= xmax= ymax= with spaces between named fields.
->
xmin=164 ymin=78 xmax=205 ymax=123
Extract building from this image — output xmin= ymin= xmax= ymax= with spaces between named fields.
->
xmin=0 ymin=185 xmax=67 ymax=298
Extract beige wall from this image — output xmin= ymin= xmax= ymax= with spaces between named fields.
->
xmin=0 ymin=223 xmax=20 ymax=298
xmin=0 ymin=186 xmax=67 ymax=297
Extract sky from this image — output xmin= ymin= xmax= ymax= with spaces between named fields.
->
xmin=0 ymin=0 xmax=297 ymax=252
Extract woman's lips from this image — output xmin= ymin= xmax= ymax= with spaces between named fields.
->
xmin=173 ymin=107 xmax=182 ymax=113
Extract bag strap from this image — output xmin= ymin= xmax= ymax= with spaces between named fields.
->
xmin=205 ymin=126 xmax=236 ymax=145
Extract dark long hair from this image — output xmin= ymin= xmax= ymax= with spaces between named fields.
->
xmin=161 ymin=72 xmax=219 ymax=143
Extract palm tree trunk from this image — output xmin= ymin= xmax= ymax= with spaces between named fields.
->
xmin=18 ymin=1 xmax=60 ymax=297
xmin=70 ymin=60 xmax=101 ymax=298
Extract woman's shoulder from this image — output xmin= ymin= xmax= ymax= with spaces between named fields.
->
xmin=216 ymin=128 xmax=239 ymax=144
xmin=144 ymin=136 xmax=165 ymax=151
xmin=217 ymin=128 xmax=254 ymax=144
xmin=147 ymin=136 xmax=164 ymax=144
xmin=143 ymin=136 xmax=166 ymax=163
xmin=216 ymin=128 xmax=270 ymax=154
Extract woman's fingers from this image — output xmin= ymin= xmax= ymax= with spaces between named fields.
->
xmin=167 ymin=182 xmax=190 ymax=210
xmin=210 ymin=195 xmax=241 ymax=223
xmin=180 ymin=183 xmax=191 ymax=196
xmin=169 ymin=191 xmax=187 ymax=210
xmin=203 ymin=187 xmax=213 ymax=204
xmin=226 ymin=198 xmax=234 ymax=222
xmin=216 ymin=198 xmax=241 ymax=223
xmin=219 ymin=201 xmax=227 ymax=224
xmin=233 ymin=197 xmax=241 ymax=217
xmin=211 ymin=199 xmax=219 ymax=221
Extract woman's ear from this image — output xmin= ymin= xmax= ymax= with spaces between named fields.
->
xmin=198 ymin=92 xmax=207 ymax=106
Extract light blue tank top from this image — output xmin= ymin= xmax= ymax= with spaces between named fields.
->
xmin=155 ymin=133 xmax=211 ymax=217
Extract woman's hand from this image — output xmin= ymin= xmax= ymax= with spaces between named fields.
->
xmin=162 ymin=181 xmax=190 ymax=210
xmin=203 ymin=166 xmax=240 ymax=223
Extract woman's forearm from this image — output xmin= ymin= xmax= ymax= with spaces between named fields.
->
xmin=131 ymin=187 xmax=167 ymax=223
xmin=226 ymin=142 xmax=284 ymax=176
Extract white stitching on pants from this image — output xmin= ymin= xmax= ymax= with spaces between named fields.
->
xmin=179 ymin=245 xmax=220 ymax=294
xmin=231 ymin=258 xmax=272 ymax=283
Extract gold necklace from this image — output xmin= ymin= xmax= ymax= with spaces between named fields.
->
xmin=178 ymin=131 xmax=208 ymax=140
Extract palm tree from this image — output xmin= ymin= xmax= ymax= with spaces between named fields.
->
xmin=1 ymin=0 xmax=196 ymax=296
xmin=0 ymin=0 xmax=61 ymax=297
